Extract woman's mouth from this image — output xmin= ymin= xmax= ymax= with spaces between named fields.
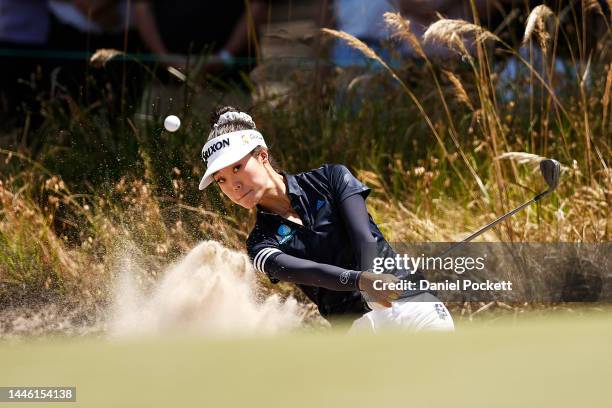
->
xmin=238 ymin=189 xmax=252 ymax=201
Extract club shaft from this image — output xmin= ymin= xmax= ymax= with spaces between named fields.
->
xmin=439 ymin=190 xmax=549 ymax=258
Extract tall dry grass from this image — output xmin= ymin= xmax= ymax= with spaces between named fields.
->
xmin=0 ymin=2 xmax=610 ymax=320
xmin=320 ymin=4 xmax=609 ymax=244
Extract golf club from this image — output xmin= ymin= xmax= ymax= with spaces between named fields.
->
xmin=438 ymin=158 xmax=561 ymax=258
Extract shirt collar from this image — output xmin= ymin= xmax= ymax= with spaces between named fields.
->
xmin=255 ymin=171 xmax=303 ymax=215
xmin=281 ymin=171 xmax=304 ymax=197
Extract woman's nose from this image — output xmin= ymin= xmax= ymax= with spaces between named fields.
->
xmin=233 ymin=181 xmax=242 ymax=191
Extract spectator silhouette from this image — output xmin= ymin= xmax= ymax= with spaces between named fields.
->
xmin=150 ymin=0 xmax=268 ymax=87
xmin=320 ymin=0 xmax=400 ymax=68
xmin=47 ymin=0 xmax=148 ymax=115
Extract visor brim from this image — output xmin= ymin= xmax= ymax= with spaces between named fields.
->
xmin=198 ymin=148 xmax=252 ymax=190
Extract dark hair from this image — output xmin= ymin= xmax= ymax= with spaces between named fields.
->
xmin=208 ymin=106 xmax=281 ymax=171
xmin=207 ymin=106 xmax=255 ymax=141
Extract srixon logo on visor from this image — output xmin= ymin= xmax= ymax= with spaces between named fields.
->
xmin=202 ymin=138 xmax=230 ymax=163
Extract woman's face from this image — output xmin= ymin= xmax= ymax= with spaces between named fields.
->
xmin=213 ymin=151 xmax=270 ymax=209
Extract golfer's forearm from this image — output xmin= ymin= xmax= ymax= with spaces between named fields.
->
xmin=339 ymin=194 xmax=378 ymax=271
xmin=265 ymin=253 xmax=361 ymax=291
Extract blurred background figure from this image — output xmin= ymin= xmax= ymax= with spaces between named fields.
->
xmin=318 ymin=0 xmax=534 ymax=65
xmin=140 ymin=0 xmax=269 ymax=119
xmin=322 ymin=0 xmax=398 ymax=68
xmin=318 ymin=0 xmax=486 ymax=69
xmin=4 ymin=1 xmax=606 ymax=131
xmin=47 ymin=0 xmax=148 ymax=115
xmin=2 ymin=0 xmax=272 ymax=136
xmin=150 ymin=0 xmax=268 ymax=86
xmin=0 ymin=0 xmax=50 ymax=130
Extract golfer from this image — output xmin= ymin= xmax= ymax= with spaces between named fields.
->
xmin=199 ymin=107 xmax=454 ymax=332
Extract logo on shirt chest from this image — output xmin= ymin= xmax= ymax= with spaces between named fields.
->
xmin=312 ymin=197 xmax=335 ymax=229
xmin=276 ymin=224 xmax=296 ymax=244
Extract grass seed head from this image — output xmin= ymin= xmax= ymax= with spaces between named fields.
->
xmin=522 ymin=5 xmax=555 ymax=54
xmin=90 ymin=48 xmax=124 ymax=68
xmin=383 ymin=12 xmax=427 ymax=59
xmin=423 ymin=19 xmax=500 ymax=54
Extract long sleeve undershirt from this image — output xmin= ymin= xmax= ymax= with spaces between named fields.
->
xmin=263 ymin=193 xmax=374 ymax=291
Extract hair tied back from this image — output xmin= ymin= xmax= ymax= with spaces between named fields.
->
xmin=215 ymin=111 xmax=255 ymax=128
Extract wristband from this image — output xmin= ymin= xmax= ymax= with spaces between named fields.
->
xmin=339 ymin=269 xmax=361 ymax=289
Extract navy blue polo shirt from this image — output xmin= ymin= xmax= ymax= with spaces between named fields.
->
xmin=246 ymin=164 xmax=419 ymax=318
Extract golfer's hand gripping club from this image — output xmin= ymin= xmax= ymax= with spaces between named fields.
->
xmin=358 ymin=271 xmax=405 ymax=307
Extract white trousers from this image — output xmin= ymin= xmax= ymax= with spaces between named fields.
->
xmin=349 ymin=293 xmax=455 ymax=333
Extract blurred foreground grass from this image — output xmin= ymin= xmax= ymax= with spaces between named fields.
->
xmin=2 ymin=313 xmax=611 ymax=407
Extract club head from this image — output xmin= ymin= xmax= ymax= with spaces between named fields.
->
xmin=540 ymin=159 xmax=561 ymax=192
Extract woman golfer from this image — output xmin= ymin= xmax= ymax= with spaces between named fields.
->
xmin=199 ymin=107 xmax=454 ymax=332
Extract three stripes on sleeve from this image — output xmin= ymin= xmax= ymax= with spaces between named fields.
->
xmin=253 ymin=248 xmax=282 ymax=273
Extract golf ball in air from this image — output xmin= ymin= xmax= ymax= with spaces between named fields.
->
xmin=164 ymin=115 xmax=181 ymax=132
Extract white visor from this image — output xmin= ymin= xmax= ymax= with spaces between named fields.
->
xmin=198 ymin=130 xmax=267 ymax=190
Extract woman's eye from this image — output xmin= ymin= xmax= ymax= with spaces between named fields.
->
xmin=233 ymin=165 xmax=241 ymax=173
xmin=216 ymin=178 xmax=225 ymax=184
